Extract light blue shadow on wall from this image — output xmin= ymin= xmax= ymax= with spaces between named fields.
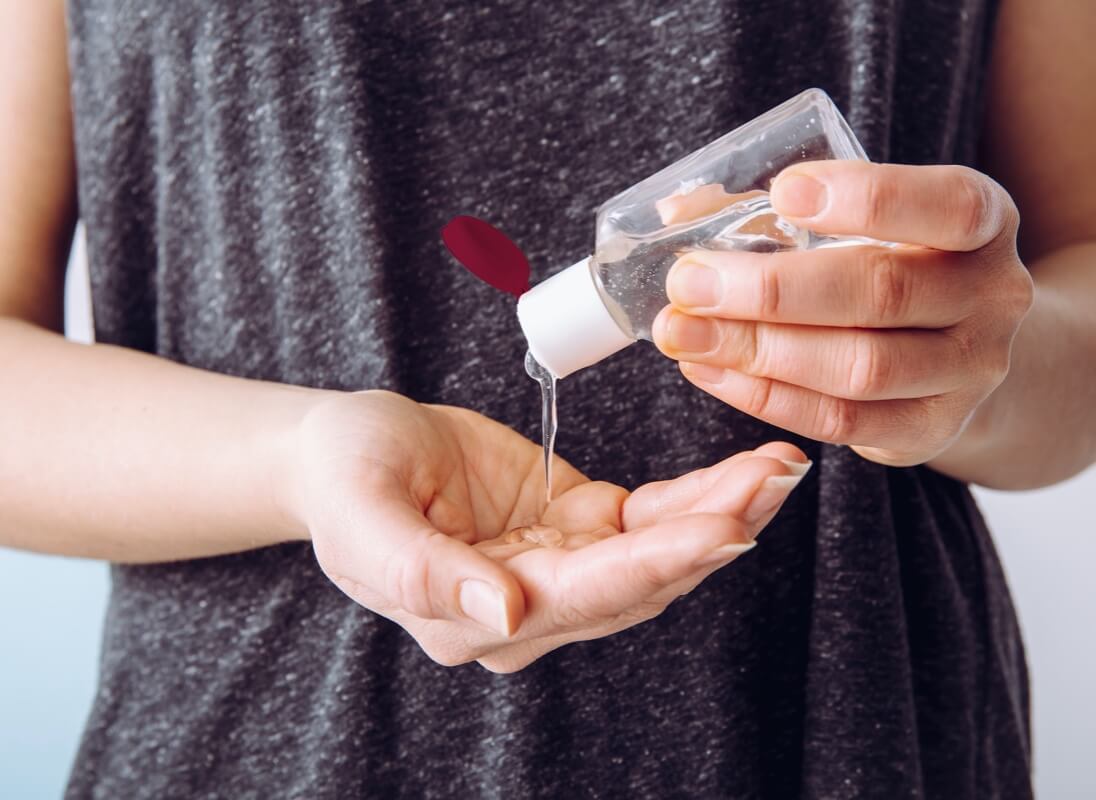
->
xmin=0 ymin=551 xmax=108 ymax=799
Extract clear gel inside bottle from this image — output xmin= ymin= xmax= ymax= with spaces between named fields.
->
xmin=591 ymin=192 xmax=810 ymax=340
xmin=517 ymin=88 xmax=877 ymax=379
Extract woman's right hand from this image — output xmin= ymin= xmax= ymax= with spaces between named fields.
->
xmin=283 ymin=391 xmax=809 ymax=673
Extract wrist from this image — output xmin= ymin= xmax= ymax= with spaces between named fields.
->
xmin=257 ymin=385 xmax=342 ymax=544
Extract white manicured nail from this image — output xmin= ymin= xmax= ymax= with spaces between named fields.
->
xmin=745 ymin=474 xmax=805 ymax=524
xmin=695 ymin=540 xmax=757 ymax=568
xmin=779 ymin=459 xmax=813 ymax=477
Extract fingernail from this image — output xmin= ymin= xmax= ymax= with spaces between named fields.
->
xmin=667 ymin=314 xmax=717 ymax=353
xmin=694 ymin=540 xmax=757 ymax=569
xmin=669 ymin=261 xmax=722 ymax=308
xmin=459 ymin=579 xmax=510 ymax=637
xmin=744 ymin=474 xmax=804 ymax=524
xmin=681 ymin=362 xmax=726 ymax=384
xmin=771 ymin=173 xmax=827 ymax=218
xmin=779 ymin=458 xmax=814 ymax=477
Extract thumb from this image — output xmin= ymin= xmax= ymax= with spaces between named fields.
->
xmin=380 ymin=502 xmax=525 ymax=637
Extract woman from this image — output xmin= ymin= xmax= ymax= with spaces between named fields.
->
xmin=2 ymin=0 xmax=1092 ymax=797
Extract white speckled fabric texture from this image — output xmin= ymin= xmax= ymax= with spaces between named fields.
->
xmin=64 ymin=1 xmax=1031 ymax=798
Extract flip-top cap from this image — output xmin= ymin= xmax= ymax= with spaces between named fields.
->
xmin=516 ymin=257 xmax=634 ymax=379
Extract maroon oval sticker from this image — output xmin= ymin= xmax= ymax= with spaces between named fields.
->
xmin=441 ymin=215 xmax=531 ymax=300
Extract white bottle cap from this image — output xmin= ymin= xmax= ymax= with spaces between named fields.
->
xmin=517 ymin=256 xmax=634 ymax=379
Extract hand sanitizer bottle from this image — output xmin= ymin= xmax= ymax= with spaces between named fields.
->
xmin=517 ymin=88 xmax=872 ymax=379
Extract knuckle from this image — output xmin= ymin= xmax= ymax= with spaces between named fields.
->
xmin=756 ymin=260 xmax=783 ymax=319
xmin=745 ymin=375 xmax=778 ymax=419
xmin=985 ymin=338 xmax=1014 ymax=388
xmin=729 ymin=321 xmax=763 ymax=374
xmin=989 ymin=177 xmax=1021 ymax=240
xmin=864 ymin=250 xmax=910 ymax=324
xmin=1004 ymin=268 xmax=1035 ymax=317
xmin=847 ymin=333 xmax=892 ymax=398
xmin=421 ymin=642 xmax=477 ymax=668
xmin=948 ymin=326 xmax=1011 ymax=391
xmin=384 ymin=533 xmax=444 ymax=620
xmin=817 ymin=394 xmax=859 ymax=443
xmin=951 ymin=169 xmax=997 ymax=247
xmin=862 ymin=170 xmax=897 ymax=232
xmin=1001 ymin=193 xmax=1021 ymax=237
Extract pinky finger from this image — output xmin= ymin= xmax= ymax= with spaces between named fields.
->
xmin=680 ymin=362 xmax=934 ymax=452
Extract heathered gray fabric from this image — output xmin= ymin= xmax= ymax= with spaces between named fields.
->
xmin=64 ymin=1 xmax=1031 ymax=798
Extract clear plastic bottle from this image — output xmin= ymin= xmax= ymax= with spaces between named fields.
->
xmin=517 ymin=88 xmax=872 ymax=379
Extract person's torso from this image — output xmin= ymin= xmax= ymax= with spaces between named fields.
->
xmin=65 ymin=3 xmax=1031 ymax=798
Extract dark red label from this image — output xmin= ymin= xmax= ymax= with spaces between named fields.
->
xmin=441 ymin=215 xmax=531 ymax=299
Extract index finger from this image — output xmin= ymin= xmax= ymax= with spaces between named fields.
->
xmin=621 ymin=443 xmax=807 ymax=530
xmin=539 ymin=512 xmax=756 ymax=631
xmin=770 ymin=161 xmax=1016 ymax=252
xmin=663 ymin=244 xmax=976 ymax=328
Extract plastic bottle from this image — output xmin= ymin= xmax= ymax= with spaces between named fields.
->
xmin=517 ymin=88 xmax=872 ymax=379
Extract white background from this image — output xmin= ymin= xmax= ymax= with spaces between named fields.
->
xmin=0 ymin=232 xmax=1092 ymax=798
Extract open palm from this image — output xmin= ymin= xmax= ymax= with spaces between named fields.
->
xmin=290 ymin=390 xmax=807 ymax=672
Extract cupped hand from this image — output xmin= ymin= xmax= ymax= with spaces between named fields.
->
xmin=653 ymin=161 xmax=1034 ymax=467
xmin=285 ymin=391 xmax=808 ymax=672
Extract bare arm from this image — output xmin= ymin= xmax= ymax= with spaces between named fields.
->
xmin=0 ymin=318 xmax=319 ymax=559
xmin=0 ymin=0 xmax=316 ymax=559
xmin=928 ymin=0 xmax=1096 ymax=487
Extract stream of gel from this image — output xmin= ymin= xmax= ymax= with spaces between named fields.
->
xmin=524 ymin=350 xmax=558 ymax=504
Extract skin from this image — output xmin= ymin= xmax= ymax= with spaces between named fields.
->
xmin=297 ymin=392 xmax=807 ymax=671
xmin=0 ymin=0 xmax=807 ymax=673
xmin=653 ymin=0 xmax=1096 ymax=490
xmin=1 ymin=0 xmax=1090 ymax=672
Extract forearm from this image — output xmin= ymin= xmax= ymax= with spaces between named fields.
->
xmin=0 ymin=317 xmax=322 ymax=561
xmin=929 ymin=241 xmax=1096 ymax=489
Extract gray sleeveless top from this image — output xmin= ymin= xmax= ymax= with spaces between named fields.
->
xmin=65 ymin=2 xmax=1032 ymax=798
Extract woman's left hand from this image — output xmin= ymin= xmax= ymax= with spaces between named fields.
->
xmin=652 ymin=161 xmax=1035 ymax=467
